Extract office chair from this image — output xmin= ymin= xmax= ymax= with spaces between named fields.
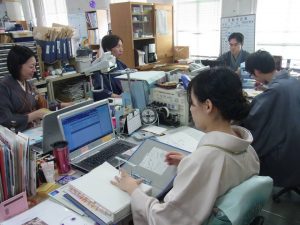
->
xmin=272 ymin=187 xmax=300 ymax=203
xmin=204 ymin=176 xmax=273 ymax=225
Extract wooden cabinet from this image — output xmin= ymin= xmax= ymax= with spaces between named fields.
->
xmin=85 ymin=10 xmax=108 ymax=51
xmin=110 ymin=2 xmax=173 ymax=68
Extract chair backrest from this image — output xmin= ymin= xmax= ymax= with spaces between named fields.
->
xmin=204 ymin=176 xmax=273 ymax=225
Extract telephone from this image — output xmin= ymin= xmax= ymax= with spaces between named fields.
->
xmin=189 ymin=63 xmax=209 ymax=76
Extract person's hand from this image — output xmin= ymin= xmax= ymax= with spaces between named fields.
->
xmin=28 ymin=108 xmax=49 ymax=122
xmin=111 ymin=169 xmax=142 ymax=195
xmin=235 ymin=67 xmax=241 ymax=76
xmin=60 ymin=102 xmax=74 ymax=108
xmin=111 ymin=93 xmax=121 ymax=98
xmin=165 ymin=151 xmax=184 ymax=166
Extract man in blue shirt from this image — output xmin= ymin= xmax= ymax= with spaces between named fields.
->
xmin=93 ymin=34 xmax=127 ymax=101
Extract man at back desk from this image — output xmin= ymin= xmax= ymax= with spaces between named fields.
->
xmin=217 ymin=32 xmax=250 ymax=73
xmin=92 ymin=34 xmax=127 ymax=101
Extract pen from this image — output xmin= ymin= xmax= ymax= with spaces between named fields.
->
xmin=115 ymin=156 xmax=136 ymax=168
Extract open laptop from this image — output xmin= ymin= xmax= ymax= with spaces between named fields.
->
xmin=57 ymin=99 xmax=136 ymax=173
xmin=31 ymin=99 xmax=93 ymax=154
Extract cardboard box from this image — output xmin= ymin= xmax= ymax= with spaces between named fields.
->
xmin=174 ymin=46 xmax=189 ymax=61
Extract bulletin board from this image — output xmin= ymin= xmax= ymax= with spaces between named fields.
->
xmin=220 ymin=14 xmax=256 ymax=54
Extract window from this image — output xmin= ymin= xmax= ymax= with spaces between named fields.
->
xmin=174 ymin=0 xmax=222 ymax=58
xmin=42 ymin=0 xmax=68 ymax=26
xmin=256 ymin=0 xmax=300 ymax=63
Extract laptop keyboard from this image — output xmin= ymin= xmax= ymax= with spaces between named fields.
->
xmin=76 ymin=140 xmax=136 ymax=171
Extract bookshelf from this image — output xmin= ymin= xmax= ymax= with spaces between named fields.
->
xmin=85 ymin=10 xmax=108 ymax=52
xmin=110 ymin=2 xmax=174 ymax=68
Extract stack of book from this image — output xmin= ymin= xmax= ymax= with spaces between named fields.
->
xmin=52 ymin=162 xmax=151 ymax=224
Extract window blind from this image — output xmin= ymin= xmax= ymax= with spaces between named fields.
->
xmin=174 ymin=0 xmax=221 ymax=58
xmin=256 ymin=0 xmax=300 ymax=60
xmin=43 ymin=0 xmax=68 ymax=26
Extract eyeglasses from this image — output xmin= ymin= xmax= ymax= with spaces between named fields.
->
xmin=229 ymin=42 xmax=241 ymax=47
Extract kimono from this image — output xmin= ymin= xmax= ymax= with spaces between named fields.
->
xmin=244 ymin=70 xmax=300 ymax=187
xmin=217 ymin=49 xmax=250 ymax=71
xmin=130 ymin=126 xmax=260 ymax=225
xmin=0 ymin=75 xmax=41 ymax=131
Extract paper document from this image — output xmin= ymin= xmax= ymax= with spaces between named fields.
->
xmin=139 ymin=147 xmax=168 ymax=175
xmin=1 ymin=199 xmax=94 ymax=225
xmin=141 ymin=125 xmax=168 ymax=135
xmin=157 ymin=126 xmax=204 ymax=152
xmin=22 ymin=126 xmax=43 ymax=145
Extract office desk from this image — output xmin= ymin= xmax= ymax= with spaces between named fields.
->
xmin=3 ymin=125 xmax=203 ymax=225
xmin=137 ymin=63 xmax=189 ymax=72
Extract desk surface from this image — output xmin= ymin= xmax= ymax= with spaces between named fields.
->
xmin=137 ymin=63 xmax=189 ymax=72
xmin=5 ymin=125 xmax=204 ymax=224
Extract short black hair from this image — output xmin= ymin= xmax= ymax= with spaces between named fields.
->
xmin=7 ymin=45 xmax=35 ymax=80
xmin=228 ymin=32 xmax=244 ymax=45
xmin=245 ymin=50 xmax=275 ymax=74
xmin=187 ymin=67 xmax=249 ymax=121
xmin=101 ymin=34 xmax=122 ymax=52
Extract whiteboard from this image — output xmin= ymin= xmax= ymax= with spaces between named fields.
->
xmin=221 ymin=14 xmax=255 ymax=54
xmin=68 ymin=13 xmax=88 ymax=39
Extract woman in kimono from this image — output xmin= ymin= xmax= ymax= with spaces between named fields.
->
xmin=111 ymin=67 xmax=260 ymax=225
xmin=0 ymin=45 xmax=70 ymax=132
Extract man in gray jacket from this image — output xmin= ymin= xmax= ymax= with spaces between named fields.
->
xmin=218 ymin=32 xmax=250 ymax=72
xmin=243 ymin=50 xmax=300 ymax=187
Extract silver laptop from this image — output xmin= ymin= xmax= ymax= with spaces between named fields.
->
xmin=32 ymin=99 xmax=93 ymax=154
xmin=57 ymin=99 xmax=136 ymax=173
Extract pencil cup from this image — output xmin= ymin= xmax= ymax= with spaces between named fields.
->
xmin=51 ymin=141 xmax=71 ymax=174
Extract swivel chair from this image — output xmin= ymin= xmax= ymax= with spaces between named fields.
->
xmin=204 ymin=176 xmax=273 ymax=225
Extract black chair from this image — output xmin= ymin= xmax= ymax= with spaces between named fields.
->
xmin=272 ymin=187 xmax=300 ymax=202
xmin=250 ymin=216 xmax=265 ymax=225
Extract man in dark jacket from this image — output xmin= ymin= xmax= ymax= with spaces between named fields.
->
xmin=243 ymin=50 xmax=300 ymax=187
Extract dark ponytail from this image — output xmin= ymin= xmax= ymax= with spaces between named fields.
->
xmin=187 ymin=67 xmax=250 ymax=121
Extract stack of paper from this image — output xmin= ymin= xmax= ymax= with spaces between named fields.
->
xmin=64 ymin=162 xmax=152 ymax=224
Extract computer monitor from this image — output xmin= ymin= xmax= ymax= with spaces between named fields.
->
xmin=58 ymin=100 xmax=113 ymax=153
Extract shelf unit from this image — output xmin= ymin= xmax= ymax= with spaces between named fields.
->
xmin=46 ymin=73 xmax=90 ymax=102
xmin=0 ymin=41 xmax=42 ymax=79
xmin=85 ymin=10 xmax=108 ymax=50
xmin=110 ymin=2 xmax=174 ymax=68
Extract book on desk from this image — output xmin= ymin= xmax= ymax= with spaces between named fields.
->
xmin=58 ymin=138 xmax=189 ymax=224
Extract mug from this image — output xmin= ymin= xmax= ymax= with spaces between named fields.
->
xmin=51 ymin=141 xmax=71 ymax=174
xmin=134 ymin=32 xmax=139 ymax=38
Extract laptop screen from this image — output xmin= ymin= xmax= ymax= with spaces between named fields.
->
xmin=59 ymin=101 xmax=113 ymax=153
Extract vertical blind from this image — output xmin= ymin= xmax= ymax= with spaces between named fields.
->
xmin=174 ymin=0 xmax=222 ymax=58
xmin=256 ymin=0 xmax=300 ymax=61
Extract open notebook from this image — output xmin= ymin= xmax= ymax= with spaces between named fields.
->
xmin=57 ymin=99 xmax=136 ymax=173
